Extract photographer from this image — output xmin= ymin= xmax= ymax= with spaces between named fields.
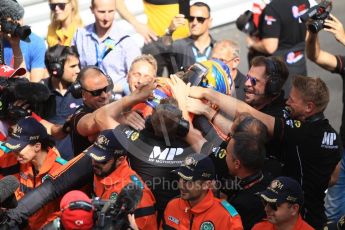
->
xmin=305 ymin=13 xmax=345 ymax=225
xmin=246 ymin=0 xmax=314 ymax=96
xmin=0 ymin=0 xmax=47 ymax=82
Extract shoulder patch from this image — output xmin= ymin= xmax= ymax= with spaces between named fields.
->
xmin=221 ymin=200 xmax=239 ymax=217
xmin=0 ymin=142 xmax=11 ymax=154
xmin=55 ymin=157 xmax=67 ymax=165
xmin=130 ymin=175 xmax=144 ymax=189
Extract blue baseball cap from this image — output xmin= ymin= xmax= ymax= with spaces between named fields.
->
xmin=257 ymin=176 xmax=304 ymax=205
xmin=172 ymin=154 xmax=215 ymax=181
xmin=3 ymin=117 xmax=48 ymax=151
xmin=84 ymin=129 xmax=126 ymax=163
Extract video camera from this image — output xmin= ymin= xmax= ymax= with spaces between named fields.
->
xmin=300 ymin=0 xmax=332 ymax=33
xmin=236 ymin=10 xmax=258 ymax=36
xmin=0 ymin=20 xmax=31 ymax=41
xmin=0 ymin=77 xmax=51 ymax=122
xmin=92 ymin=183 xmax=143 ymax=230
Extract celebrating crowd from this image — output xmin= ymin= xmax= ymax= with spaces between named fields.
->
xmin=0 ymin=0 xmax=344 ymax=229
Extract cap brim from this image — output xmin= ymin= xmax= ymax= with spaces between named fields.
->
xmin=3 ymin=137 xmax=27 ymax=151
xmin=172 ymin=167 xmax=194 ymax=181
xmin=83 ymin=145 xmax=111 ymax=163
xmin=256 ymin=190 xmax=279 ymax=204
xmin=11 ymin=67 xmax=26 ymax=77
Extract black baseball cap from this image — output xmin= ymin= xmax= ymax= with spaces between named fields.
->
xmin=172 ymin=154 xmax=215 ymax=181
xmin=257 ymin=176 xmax=304 ymax=205
xmin=84 ymin=129 xmax=126 ymax=163
xmin=3 ymin=117 xmax=48 ymax=151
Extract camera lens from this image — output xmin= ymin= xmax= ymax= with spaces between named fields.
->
xmin=308 ymin=20 xmax=324 ymax=33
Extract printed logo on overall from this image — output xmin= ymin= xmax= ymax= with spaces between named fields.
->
xmin=200 ymin=221 xmax=214 ymax=230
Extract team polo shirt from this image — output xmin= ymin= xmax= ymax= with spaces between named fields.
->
xmin=273 ymin=115 xmax=341 ymax=228
xmin=113 ymin=124 xmax=194 ymax=213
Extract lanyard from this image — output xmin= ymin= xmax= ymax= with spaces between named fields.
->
xmin=95 ymin=38 xmax=113 ymax=67
xmin=192 ymin=46 xmax=212 ymax=63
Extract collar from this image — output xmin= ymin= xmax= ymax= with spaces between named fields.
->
xmin=185 ymin=35 xmax=216 ymax=47
xmin=179 ymin=189 xmax=215 ymax=214
xmin=86 ymin=23 xmax=128 ymax=43
xmin=97 ymin=159 xmax=131 ymax=186
xmin=21 ymin=148 xmax=59 ymax=177
xmin=305 ymin=112 xmax=325 ymax=123
xmin=238 ymin=171 xmax=264 ymax=190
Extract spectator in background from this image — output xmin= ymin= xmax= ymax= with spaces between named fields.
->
xmin=116 ymin=0 xmax=190 ymax=44
xmin=47 ymin=0 xmax=83 ymax=47
xmin=212 ymin=40 xmax=246 ymax=101
xmin=253 ymin=176 xmax=314 ymax=230
xmin=171 ymin=2 xmax=215 ymax=71
xmin=246 ymin=0 xmax=312 ymax=97
xmin=1 ymin=0 xmax=47 ymax=82
xmin=43 ymin=45 xmax=82 ymax=160
xmin=305 ymin=13 xmax=345 ymax=224
xmin=72 ymin=0 xmax=141 ymax=96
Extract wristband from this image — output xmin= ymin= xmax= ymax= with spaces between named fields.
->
xmin=31 ymin=112 xmax=43 ymax=122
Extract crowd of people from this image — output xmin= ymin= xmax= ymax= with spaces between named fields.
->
xmin=0 ymin=0 xmax=345 ymax=229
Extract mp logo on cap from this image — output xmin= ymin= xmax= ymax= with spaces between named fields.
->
xmin=183 ymin=156 xmax=197 ymax=166
xmin=13 ymin=125 xmax=23 ymax=135
xmin=96 ymin=135 xmax=109 ymax=146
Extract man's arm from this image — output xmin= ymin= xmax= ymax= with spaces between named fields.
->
xmin=115 ymin=0 xmax=157 ymax=43
xmin=189 ymin=85 xmax=276 ymax=136
xmin=247 ymin=37 xmax=278 ymax=54
xmin=306 ymin=31 xmax=337 ymax=72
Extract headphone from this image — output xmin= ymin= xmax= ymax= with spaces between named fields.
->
xmin=45 ymin=45 xmax=66 ymax=79
xmin=61 ymin=200 xmax=93 ymax=212
xmin=145 ymin=104 xmax=190 ymax=138
xmin=70 ymin=66 xmax=114 ymax=99
xmin=264 ymin=58 xmax=284 ymax=97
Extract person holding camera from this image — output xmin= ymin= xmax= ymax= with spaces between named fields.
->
xmin=0 ymin=117 xmax=67 ymax=229
xmin=305 ymin=13 xmax=345 ymax=226
xmin=246 ymin=0 xmax=314 ymax=97
xmin=0 ymin=0 xmax=47 ymax=83
xmin=170 ymin=74 xmax=341 ymax=229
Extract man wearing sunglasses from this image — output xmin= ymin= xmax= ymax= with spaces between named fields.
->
xmin=72 ymin=0 xmax=141 ymax=96
xmin=171 ymin=2 xmax=215 ymax=71
xmin=253 ymin=176 xmax=313 ymax=230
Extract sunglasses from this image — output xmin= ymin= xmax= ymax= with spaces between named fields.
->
xmin=187 ymin=16 xmax=209 ymax=24
xmin=82 ymin=85 xmax=112 ymax=97
xmin=246 ymin=74 xmax=257 ymax=86
xmin=262 ymin=200 xmax=279 ymax=211
xmin=49 ymin=1 xmax=70 ymax=11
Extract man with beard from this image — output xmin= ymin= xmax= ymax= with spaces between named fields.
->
xmin=43 ymin=45 xmax=82 ymax=160
xmin=244 ymin=56 xmax=288 ymax=118
xmin=84 ymin=129 xmax=157 ymax=229
xmin=183 ymin=74 xmax=342 ymax=229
